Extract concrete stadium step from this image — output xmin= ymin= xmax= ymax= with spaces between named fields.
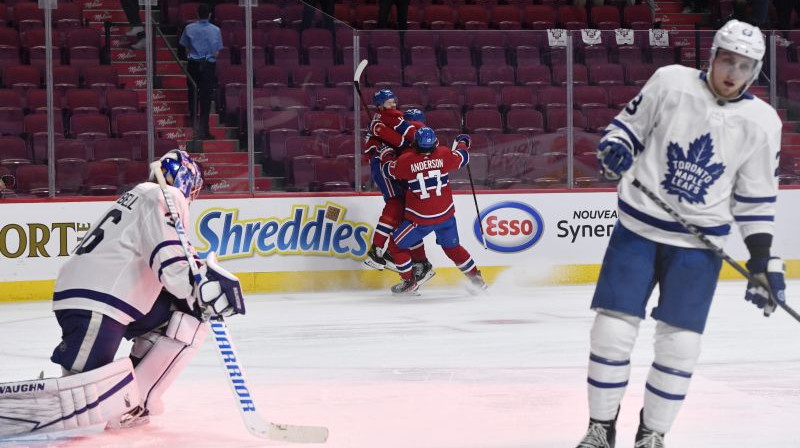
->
xmin=154 ymin=113 xmax=219 ymax=128
xmin=81 ymin=0 xmax=123 ymax=10
xmin=102 ymin=32 xmax=172 ymax=49
xmin=113 ymin=61 xmax=185 ymax=76
xmin=189 ymin=152 xmax=249 ymax=165
xmin=201 ymin=164 xmax=260 ymax=178
xmin=120 ymin=74 xmax=187 ymax=89
xmin=83 ymin=10 xmax=147 ymax=23
xmin=180 ymin=139 xmax=239 ymax=153
xmin=656 ymin=12 xmax=707 ymax=26
xmin=158 ymin=126 xmax=234 ymax=140
xmin=204 ymin=177 xmax=276 ymax=193
xmin=135 ymin=89 xmax=187 ymax=103
xmin=111 ymin=48 xmax=176 ymax=62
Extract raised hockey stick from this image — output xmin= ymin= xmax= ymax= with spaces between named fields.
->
xmin=149 ymin=161 xmax=330 ymax=443
xmin=629 ymin=176 xmax=800 ymax=322
xmin=353 ymin=59 xmax=371 ymax=113
xmin=456 ymin=139 xmax=487 ymax=249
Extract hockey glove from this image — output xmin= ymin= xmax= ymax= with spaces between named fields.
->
xmin=455 ymin=134 xmax=471 ymax=150
xmin=196 ymin=252 xmax=246 ymax=319
xmin=745 ymin=257 xmax=786 ymax=317
xmin=378 ymin=144 xmax=397 ymax=163
xmin=597 ymin=137 xmax=633 ymax=180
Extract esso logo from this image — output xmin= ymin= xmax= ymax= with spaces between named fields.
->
xmin=475 ymin=201 xmax=544 ymax=253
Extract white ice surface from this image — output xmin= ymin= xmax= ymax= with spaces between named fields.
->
xmin=0 ymin=280 xmax=798 ymax=447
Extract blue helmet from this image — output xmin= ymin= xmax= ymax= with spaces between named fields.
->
xmin=403 ymin=108 xmax=425 ymax=123
xmin=414 ymin=127 xmax=437 ymax=153
xmin=372 ymin=89 xmax=396 ymax=107
xmin=159 ymin=150 xmax=203 ymax=202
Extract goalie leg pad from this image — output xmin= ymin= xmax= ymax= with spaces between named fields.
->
xmin=132 ymin=311 xmax=207 ymax=415
xmin=0 ymin=358 xmax=139 ymax=439
xmin=587 ymin=309 xmax=641 ymax=421
xmin=643 ymin=321 xmax=701 ymax=433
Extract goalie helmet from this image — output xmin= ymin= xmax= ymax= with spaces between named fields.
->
xmin=158 ymin=150 xmax=203 ymax=202
xmin=709 ymin=19 xmax=765 ymax=97
xmin=403 ymin=108 xmax=426 ymax=123
xmin=414 ymin=127 xmax=437 ymax=154
xmin=372 ymin=89 xmax=396 ymax=108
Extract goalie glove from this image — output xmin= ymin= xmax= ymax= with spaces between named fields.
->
xmin=196 ymin=252 xmax=246 ymax=319
xmin=597 ymin=137 xmax=633 ymax=180
xmin=745 ymin=257 xmax=786 ymax=317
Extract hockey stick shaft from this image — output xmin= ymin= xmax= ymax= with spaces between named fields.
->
xmin=630 ymin=177 xmax=800 ymax=322
xmin=149 ymin=162 xmax=329 ymax=442
xmin=353 ymin=59 xmax=371 ymax=114
xmin=457 ymin=138 xmax=487 ymax=250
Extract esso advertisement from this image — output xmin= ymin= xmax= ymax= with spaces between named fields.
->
xmin=475 ymin=201 xmax=544 ymax=253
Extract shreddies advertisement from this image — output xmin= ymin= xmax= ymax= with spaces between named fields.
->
xmin=1 ymin=190 xmax=799 ymax=298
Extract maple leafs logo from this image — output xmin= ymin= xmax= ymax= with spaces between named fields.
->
xmin=661 ymin=133 xmax=725 ymax=204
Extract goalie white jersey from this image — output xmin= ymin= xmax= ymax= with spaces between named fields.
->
xmin=603 ymin=64 xmax=781 ymax=248
xmin=53 ymin=182 xmax=196 ymax=324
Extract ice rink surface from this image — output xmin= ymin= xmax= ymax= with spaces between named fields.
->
xmin=1 ymin=278 xmax=798 ymax=448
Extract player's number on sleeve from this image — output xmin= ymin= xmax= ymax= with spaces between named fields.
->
xmin=76 ymin=209 xmax=123 ymax=255
xmin=416 ymin=170 xmax=443 ymax=200
xmin=625 ymin=93 xmax=643 ymax=115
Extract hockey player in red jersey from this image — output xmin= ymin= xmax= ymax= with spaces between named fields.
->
xmin=380 ymin=126 xmax=488 ymax=295
xmin=362 ymin=91 xmax=434 ymax=284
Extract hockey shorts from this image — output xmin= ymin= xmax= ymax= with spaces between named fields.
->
xmin=393 ymin=216 xmax=460 ymax=249
xmin=370 ymin=156 xmax=404 ymax=201
xmin=51 ymin=290 xmax=183 ymax=372
xmin=591 ymin=222 xmax=722 ymax=334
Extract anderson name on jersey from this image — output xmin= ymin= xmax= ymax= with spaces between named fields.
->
xmin=53 ymin=182 xmax=197 ymax=324
xmin=382 ymin=142 xmax=469 ymax=225
xmin=603 ymin=64 xmax=782 ymax=248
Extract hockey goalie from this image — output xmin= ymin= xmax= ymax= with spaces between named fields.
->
xmin=0 ymin=150 xmax=245 ymax=440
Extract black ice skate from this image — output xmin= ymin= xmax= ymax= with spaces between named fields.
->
xmin=465 ymin=270 xmax=489 ymax=295
xmin=575 ymin=415 xmax=617 ymax=448
xmin=634 ymin=410 xmax=665 ymax=448
xmin=382 ymin=250 xmax=400 ymax=273
xmin=391 ymin=278 xmax=420 ymax=295
xmin=363 ymin=246 xmax=387 ymax=271
xmin=413 ymin=260 xmax=436 ymax=286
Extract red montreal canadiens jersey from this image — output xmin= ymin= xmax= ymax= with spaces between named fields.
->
xmin=363 ymin=110 xmax=416 ymax=159
xmin=383 ymin=143 xmax=469 ymax=225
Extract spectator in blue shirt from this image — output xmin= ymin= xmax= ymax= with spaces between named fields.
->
xmin=179 ymin=3 xmax=223 ymax=140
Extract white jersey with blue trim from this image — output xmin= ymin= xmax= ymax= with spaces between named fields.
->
xmin=53 ymin=182 xmax=196 ymax=325
xmin=603 ymin=64 xmax=781 ymax=249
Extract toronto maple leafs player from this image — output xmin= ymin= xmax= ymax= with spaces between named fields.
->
xmin=0 ymin=150 xmax=245 ymax=440
xmin=576 ymin=20 xmax=785 ymax=448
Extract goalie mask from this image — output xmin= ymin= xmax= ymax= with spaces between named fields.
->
xmin=708 ymin=19 xmax=765 ymax=100
xmin=158 ymin=150 xmax=203 ymax=202
xmin=414 ymin=127 xmax=437 ymax=154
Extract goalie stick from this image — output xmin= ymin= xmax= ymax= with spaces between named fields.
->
xmin=629 ymin=175 xmax=800 ymax=323
xmin=149 ymin=161 xmax=330 ymax=443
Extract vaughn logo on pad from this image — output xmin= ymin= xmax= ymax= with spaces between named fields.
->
xmin=475 ymin=201 xmax=544 ymax=253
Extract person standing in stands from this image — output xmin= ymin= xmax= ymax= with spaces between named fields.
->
xmin=302 ymin=0 xmax=335 ymax=33
xmin=179 ymin=3 xmax=222 ymax=141
xmin=121 ymin=0 xmax=146 ymax=50
xmin=378 ymin=0 xmax=410 ymax=30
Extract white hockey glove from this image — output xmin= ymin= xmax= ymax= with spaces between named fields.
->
xmin=597 ymin=137 xmax=633 ymax=180
xmin=745 ymin=257 xmax=786 ymax=317
xmin=196 ymin=251 xmax=246 ymax=319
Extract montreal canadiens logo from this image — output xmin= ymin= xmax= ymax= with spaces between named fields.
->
xmin=474 ymin=201 xmax=544 ymax=253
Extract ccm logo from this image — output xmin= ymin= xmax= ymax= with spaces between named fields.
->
xmin=475 ymin=201 xmax=544 ymax=253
